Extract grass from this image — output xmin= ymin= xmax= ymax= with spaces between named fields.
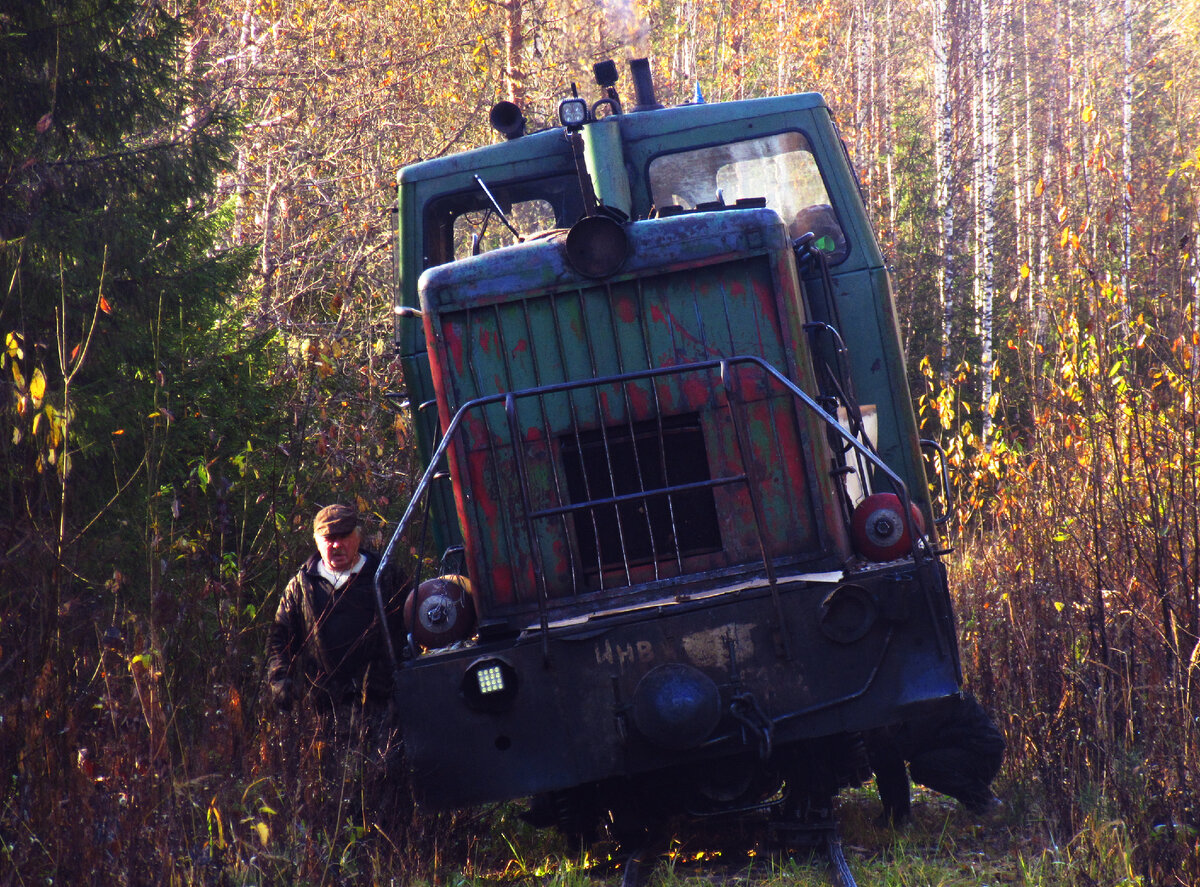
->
xmin=431 ymin=784 xmax=1147 ymax=887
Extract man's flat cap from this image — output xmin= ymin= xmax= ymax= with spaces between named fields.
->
xmin=313 ymin=503 xmax=358 ymax=536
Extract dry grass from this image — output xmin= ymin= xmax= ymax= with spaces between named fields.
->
xmin=437 ymin=785 xmax=1144 ymax=886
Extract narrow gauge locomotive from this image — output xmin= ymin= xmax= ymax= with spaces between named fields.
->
xmin=379 ymin=59 xmax=961 ymax=852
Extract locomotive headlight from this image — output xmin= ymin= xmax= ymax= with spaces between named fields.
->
xmin=462 ymin=656 xmax=519 ymax=713
xmin=565 ymin=214 xmax=629 ymax=278
xmin=558 ymin=97 xmax=589 ymax=130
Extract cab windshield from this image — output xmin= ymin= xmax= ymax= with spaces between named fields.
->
xmin=648 ymin=131 xmax=848 ymax=262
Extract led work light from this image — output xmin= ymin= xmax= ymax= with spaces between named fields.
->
xmin=475 ymin=663 xmax=506 ymax=694
xmin=558 ymin=97 xmax=588 ymax=130
xmin=461 ymin=657 xmax=519 ymax=713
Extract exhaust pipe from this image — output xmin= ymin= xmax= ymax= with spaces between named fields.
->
xmin=629 ymin=58 xmax=662 ymax=112
xmin=489 ymin=101 xmax=526 ymax=139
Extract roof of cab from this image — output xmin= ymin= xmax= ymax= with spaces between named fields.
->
xmin=397 ymin=91 xmax=832 ymax=186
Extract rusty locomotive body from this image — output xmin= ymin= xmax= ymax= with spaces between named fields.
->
xmin=379 ymin=59 xmax=961 ymax=841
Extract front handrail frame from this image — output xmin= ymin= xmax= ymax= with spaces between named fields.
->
xmin=375 ymin=355 xmax=930 ymax=672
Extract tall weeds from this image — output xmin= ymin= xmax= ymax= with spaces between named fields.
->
xmin=926 ymin=274 xmax=1200 ymax=883
xmin=0 ymin=318 xmax=474 ymax=884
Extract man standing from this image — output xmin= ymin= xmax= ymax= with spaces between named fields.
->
xmin=266 ymin=503 xmax=407 ymax=715
xmin=265 ymin=503 xmax=411 ymax=844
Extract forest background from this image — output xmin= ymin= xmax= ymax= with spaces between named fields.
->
xmin=2 ymin=0 xmax=1199 ymax=883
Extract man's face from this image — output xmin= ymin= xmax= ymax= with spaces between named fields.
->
xmin=315 ymin=529 xmax=361 ymax=572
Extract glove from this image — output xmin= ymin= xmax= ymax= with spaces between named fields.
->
xmin=270 ymin=677 xmax=294 ymax=712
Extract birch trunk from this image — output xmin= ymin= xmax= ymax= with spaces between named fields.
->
xmin=980 ymin=0 xmax=997 ymax=439
xmin=1023 ymin=0 xmax=1037 ymax=316
xmin=934 ymin=0 xmax=956 ymax=379
xmin=854 ymin=0 xmax=871 ymax=175
xmin=1122 ymin=0 xmax=1133 ymax=323
xmin=502 ymin=0 xmax=525 ymax=107
xmin=884 ymin=0 xmax=897 ymax=244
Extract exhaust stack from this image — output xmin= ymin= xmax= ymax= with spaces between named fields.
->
xmin=629 ymin=58 xmax=662 ymax=112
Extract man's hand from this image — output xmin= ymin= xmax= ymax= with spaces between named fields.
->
xmin=270 ymin=677 xmax=294 ymax=712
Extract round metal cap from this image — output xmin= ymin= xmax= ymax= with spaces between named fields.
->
xmin=850 ymin=492 xmax=923 ymax=561
xmin=404 ymin=576 xmax=476 ymax=649
xmin=818 ymin=583 xmax=878 ymax=644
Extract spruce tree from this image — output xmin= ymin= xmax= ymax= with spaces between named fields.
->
xmin=0 ymin=0 xmax=252 ymax=637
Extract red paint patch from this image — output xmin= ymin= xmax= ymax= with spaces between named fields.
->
xmin=444 ymin=324 xmax=465 ymax=374
xmin=754 ymin=280 xmax=777 ymax=317
xmin=546 ymin=537 xmax=572 ymax=598
xmin=467 ymin=451 xmax=500 ymax=524
xmin=490 ymin=564 xmax=514 ymax=606
xmin=626 ymin=383 xmax=653 ymax=420
xmin=656 ymin=382 xmax=678 ymax=412
xmin=681 ymin=376 xmax=711 ymax=409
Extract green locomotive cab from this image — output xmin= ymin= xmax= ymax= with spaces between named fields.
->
xmin=382 ymin=59 xmax=960 ymax=826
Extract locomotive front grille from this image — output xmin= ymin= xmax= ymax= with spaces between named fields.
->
xmin=412 ymin=210 xmax=863 ymax=621
xmin=559 ymin=412 xmax=722 ymax=576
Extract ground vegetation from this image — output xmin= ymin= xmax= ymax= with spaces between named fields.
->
xmin=1 ymin=0 xmax=1197 ymax=883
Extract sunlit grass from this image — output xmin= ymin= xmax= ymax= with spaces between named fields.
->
xmin=410 ymin=785 xmax=1145 ymax=886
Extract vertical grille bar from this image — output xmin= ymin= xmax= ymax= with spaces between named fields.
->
xmin=461 ymin=304 xmax=523 ymax=601
xmin=504 ymin=392 xmax=550 ymax=658
xmin=575 ymin=287 xmax=634 ymax=587
xmin=519 ymin=297 xmax=583 ymax=597
xmin=633 ymin=276 xmax=686 ymax=574
xmin=548 ymin=291 xmax=598 ymax=595
xmin=719 ymin=360 xmax=778 ymax=587
xmin=602 ymin=281 xmax=663 ymax=581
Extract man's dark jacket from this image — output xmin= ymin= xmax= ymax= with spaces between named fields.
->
xmin=266 ymin=550 xmax=407 ymax=710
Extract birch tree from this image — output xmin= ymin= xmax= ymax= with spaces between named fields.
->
xmin=933 ymin=0 xmax=957 ymax=378
xmin=978 ymin=0 xmax=998 ymax=437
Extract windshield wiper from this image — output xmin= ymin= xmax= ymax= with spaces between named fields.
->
xmin=474 ymin=175 xmax=523 ymax=244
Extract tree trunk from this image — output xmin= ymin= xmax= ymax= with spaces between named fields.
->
xmin=502 ymin=0 xmax=525 ymax=107
xmin=934 ymin=0 xmax=956 ymax=379
xmin=979 ymin=0 xmax=998 ymax=439
xmin=1121 ymin=0 xmax=1133 ymax=323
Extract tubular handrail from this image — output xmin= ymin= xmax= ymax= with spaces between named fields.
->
xmin=374 ymin=354 xmax=930 ymax=671
xmin=920 ymin=437 xmax=953 ymax=526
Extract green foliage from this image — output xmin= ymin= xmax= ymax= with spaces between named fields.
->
xmin=0 ymin=2 xmax=288 ymax=882
xmin=1 ymin=0 xmax=251 ymax=540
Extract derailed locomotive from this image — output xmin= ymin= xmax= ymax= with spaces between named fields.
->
xmin=379 ymin=59 xmax=961 ymax=847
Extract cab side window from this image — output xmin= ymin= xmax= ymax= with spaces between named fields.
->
xmin=424 ymin=175 xmax=585 ymax=267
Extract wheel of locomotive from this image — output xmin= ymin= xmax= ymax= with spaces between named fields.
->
xmin=775 ymin=734 xmax=869 ymax=822
xmin=591 ymin=777 xmax=667 ymax=851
